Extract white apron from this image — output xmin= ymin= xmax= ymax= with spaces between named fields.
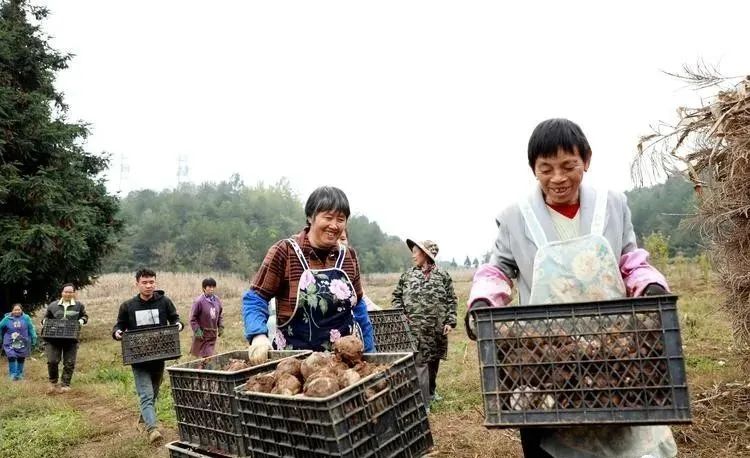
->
xmin=520 ymin=189 xmax=677 ymax=458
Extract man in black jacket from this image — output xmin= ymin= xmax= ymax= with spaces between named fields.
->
xmin=43 ymin=283 xmax=88 ymax=393
xmin=112 ymin=268 xmax=183 ymax=444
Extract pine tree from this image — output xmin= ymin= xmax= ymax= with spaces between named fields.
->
xmin=0 ymin=1 xmax=122 ymax=313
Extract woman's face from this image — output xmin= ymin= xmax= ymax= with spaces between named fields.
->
xmin=11 ymin=305 xmax=22 ymax=317
xmin=308 ymin=210 xmax=347 ymax=249
xmin=533 ymin=148 xmax=590 ymax=206
xmin=411 ymin=246 xmax=429 ymax=268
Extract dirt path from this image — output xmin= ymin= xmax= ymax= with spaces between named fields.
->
xmin=428 ymin=410 xmax=520 ymax=457
xmin=59 ymin=387 xmax=178 ymax=458
xmin=19 ymin=362 xmax=176 ymax=458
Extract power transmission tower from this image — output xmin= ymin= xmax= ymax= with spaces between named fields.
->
xmin=177 ymin=154 xmax=189 ymax=186
xmin=118 ymin=154 xmax=129 ymax=193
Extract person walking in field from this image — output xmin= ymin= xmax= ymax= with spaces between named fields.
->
xmin=1 ymin=303 xmax=37 ymax=380
xmin=112 ymin=268 xmax=183 ymax=444
xmin=189 ymin=277 xmax=224 ymax=358
xmin=43 ymin=283 xmax=88 ymax=393
xmin=392 ymin=238 xmax=458 ymax=409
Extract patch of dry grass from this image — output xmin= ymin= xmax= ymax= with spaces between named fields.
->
xmin=5 ymin=261 xmax=746 ymax=457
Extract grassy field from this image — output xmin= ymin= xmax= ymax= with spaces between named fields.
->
xmin=0 ymin=263 xmax=747 ymax=457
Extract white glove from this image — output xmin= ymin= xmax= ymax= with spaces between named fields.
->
xmin=248 ymin=334 xmax=272 ymax=365
xmin=114 ymin=329 xmax=123 ymax=340
xmin=78 ymin=319 xmax=85 ymax=326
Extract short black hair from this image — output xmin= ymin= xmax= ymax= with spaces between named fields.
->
xmin=304 ymin=186 xmax=350 ymax=225
xmin=135 ymin=268 xmax=157 ymax=281
xmin=62 ymin=283 xmax=75 ymax=291
xmin=528 ymin=118 xmax=592 ymax=170
xmin=202 ymin=277 xmax=217 ymax=289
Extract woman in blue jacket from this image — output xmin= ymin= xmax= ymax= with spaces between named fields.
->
xmin=1 ymin=304 xmax=38 ymax=380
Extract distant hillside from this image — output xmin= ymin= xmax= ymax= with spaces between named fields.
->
xmin=626 ymin=176 xmax=701 ymax=255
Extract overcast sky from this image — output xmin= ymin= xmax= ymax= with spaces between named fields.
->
xmin=41 ymin=1 xmax=748 ymax=262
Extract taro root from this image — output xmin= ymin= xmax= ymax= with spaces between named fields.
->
xmin=224 ymin=358 xmax=251 ymax=372
xmin=301 ymin=352 xmax=331 ymax=380
xmin=353 ymin=361 xmax=374 ymax=378
xmin=305 ymin=368 xmax=338 ymax=385
xmin=333 ymin=335 xmax=364 ymax=364
xmin=271 ymin=373 xmax=302 ymax=396
xmin=338 ymin=368 xmax=361 ymax=388
xmin=303 ymin=376 xmax=340 ymax=398
xmin=245 ymin=372 xmax=276 ymax=393
xmin=368 ymin=365 xmax=389 ymax=392
xmin=509 ymin=386 xmax=536 ymax=411
xmin=327 ymin=356 xmax=350 ymax=376
xmin=276 ymin=358 xmax=303 ymax=380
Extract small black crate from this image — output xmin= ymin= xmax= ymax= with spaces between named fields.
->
xmin=121 ymin=325 xmax=181 ymax=365
xmin=235 ymin=352 xmax=432 ymax=458
xmin=166 ymin=440 xmax=232 ymax=458
xmin=40 ymin=319 xmax=81 ymax=340
xmin=167 ymin=350 xmax=311 ymax=457
xmin=369 ymin=309 xmax=418 ymax=353
xmin=471 ymin=295 xmax=691 ymax=427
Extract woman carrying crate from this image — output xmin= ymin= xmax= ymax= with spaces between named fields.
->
xmin=465 ymin=119 xmax=678 ymax=457
xmin=1 ymin=304 xmax=37 ymax=380
xmin=43 ymin=283 xmax=88 ymax=393
xmin=242 ymin=186 xmax=375 ymax=365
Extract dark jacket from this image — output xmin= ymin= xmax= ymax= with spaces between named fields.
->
xmin=43 ymin=300 xmax=88 ymax=343
xmin=112 ymin=290 xmax=182 ymax=337
xmin=112 ymin=290 xmax=183 ymax=370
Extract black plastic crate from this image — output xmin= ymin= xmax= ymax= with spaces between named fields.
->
xmin=166 ymin=441 xmax=232 ymax=458
xmin=167 ymin=350 xmax=311 ymax=457
xmin=470 ymin=295 xmax=691 ymax=427
xmin=369 ymin=309 xmax=418 ymax=353
xmin=121 ymin=325 xmax=181 ymax=365
xmin=235 ymin=352 xmax=432 ymax=458
xmin=40 ymin=318 xmax=81 ymax=340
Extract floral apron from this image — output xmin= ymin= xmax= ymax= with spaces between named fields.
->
xmin=520 ymin=189 xmax=677 ymax=458
xmin=274 ymin=239 xmax=358 ymax=351
xmin=4 ymin=315 xmax=31 ymax=358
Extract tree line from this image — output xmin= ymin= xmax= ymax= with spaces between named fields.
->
xmin=101 ymin=175 xmax=413 ymax=276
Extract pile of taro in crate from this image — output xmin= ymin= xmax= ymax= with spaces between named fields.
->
xmin=242 ymin=335 xmax=391 ymax=398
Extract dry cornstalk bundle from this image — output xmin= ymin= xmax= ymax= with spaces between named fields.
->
xmin=633 ymin=68 xmax=750 ymax=358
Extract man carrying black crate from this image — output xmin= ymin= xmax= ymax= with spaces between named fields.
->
xmin=112 ymin=268 xmax=184 ymax=444
xmin=43 ymin=283 xmax=88 ymax=394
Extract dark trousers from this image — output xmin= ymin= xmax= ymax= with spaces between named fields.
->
xmin=427 ymin=359 xmax=440 ymax=396
xmin=520 ymin=428 xmax=554 ymax=458
xmin=46 ymin=340 xmax=79 ymax=386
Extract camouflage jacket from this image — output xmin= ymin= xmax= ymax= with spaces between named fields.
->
xmin=392 ymin=266 xmax=458 ymax=361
